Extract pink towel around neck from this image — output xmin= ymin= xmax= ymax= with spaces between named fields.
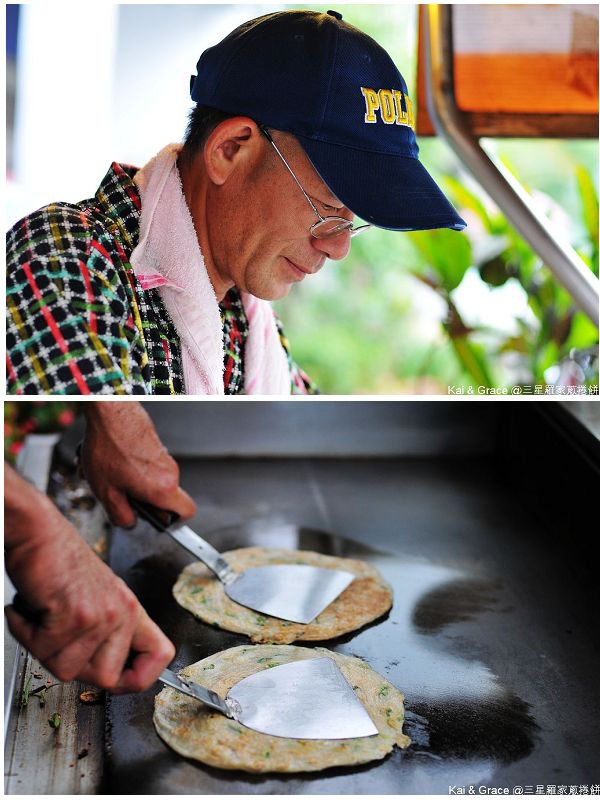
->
xmin=130 ymin=144 xmax=291 ymax=395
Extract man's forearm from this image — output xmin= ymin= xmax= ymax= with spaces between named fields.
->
xmin=4 ymin=464 xmax=56 ymax=551
xmin=4 ymin=460 xmax=175 ymax=691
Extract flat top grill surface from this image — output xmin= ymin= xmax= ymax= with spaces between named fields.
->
xmin=103 ymin=458 xmax=599 ymax=794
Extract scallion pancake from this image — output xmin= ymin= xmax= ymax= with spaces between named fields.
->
xmin=154 ymin=645 xmax=410 ymax=773
xmin=173 ymin=547 xmax=392 ymax=643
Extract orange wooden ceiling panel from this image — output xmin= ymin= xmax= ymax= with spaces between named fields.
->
xmin=416 ymin=5 xmax=599 ymax=137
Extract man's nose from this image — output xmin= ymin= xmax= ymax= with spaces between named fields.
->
xmin=311 ymin=230 xmax=352 ymax=261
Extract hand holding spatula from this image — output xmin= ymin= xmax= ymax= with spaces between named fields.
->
xmin=131 ymin=498 xmax=355 ymax=624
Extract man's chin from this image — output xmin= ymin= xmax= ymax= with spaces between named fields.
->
xmin=250 ymin=283 xmax=293 ymax=302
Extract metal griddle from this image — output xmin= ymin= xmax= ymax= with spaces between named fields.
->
xmin=102 ymin=457 xmax=599 ymax=794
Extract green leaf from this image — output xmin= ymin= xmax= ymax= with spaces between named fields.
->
xmin=406 ymin=229 xmax=437 ymax=265
xmin=538 ymin=278 xmax=556 ymax=310
xmin=576 ymin=165 xmax=599 ymax=249
xmin=442 ymin=175 xmax=494 ymax=231
xmin=534 ymin=341 xmax=560 ymax=381
xmin=48 ymin=712 xmax=61 ymax=729
xmin=20 ymin=675 xmax=33 ymax=708
xmin=479 ymin=256 xmax=511 ymax=287
xmin=553 ymin=280 xmax=576 ymax=318
xmin=565 ymin=312 xmax=600 ymax=350
xmin=498 ymin=335 xmax=529 ymax=355
xmin=407 ymin=229 xmax=472 ymax=293
xmin=450 ymin=337 xmax=495 ymax=388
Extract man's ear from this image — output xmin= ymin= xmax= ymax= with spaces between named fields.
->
xmin=203 ymin=117 xmax=263 ymax=186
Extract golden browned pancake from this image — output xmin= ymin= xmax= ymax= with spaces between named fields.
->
xmin=154 ymin=645 xmax=410 ymax=773
xmin=173 ymin=547 xmax=392 ymax=643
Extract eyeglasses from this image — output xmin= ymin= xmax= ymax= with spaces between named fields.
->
xmin=260 ymin=126 xmax=371 ymax=240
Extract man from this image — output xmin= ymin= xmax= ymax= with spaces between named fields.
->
xmin=4 ymin=402 xmax=196 ymax=691
xmin=6 ymin=10 xmax=465 ymax=395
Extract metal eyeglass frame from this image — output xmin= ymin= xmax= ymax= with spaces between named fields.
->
xmin=260 ymin=125 xmax=371 ymax=240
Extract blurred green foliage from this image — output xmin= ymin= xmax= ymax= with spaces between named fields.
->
xmin=411 ymin=166 xmax=598 ymax=390
xmin=278 ymin=4 xmax=598 ymax=394
xmin=4 ymin=402 xmax=78 ymax=462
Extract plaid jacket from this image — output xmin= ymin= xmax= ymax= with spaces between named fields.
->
xmin=6 ymin=162 xmax=315 ymax=395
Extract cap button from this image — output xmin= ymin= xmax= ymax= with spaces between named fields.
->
xmin=327 ymin=10 xmax=343 ymax=20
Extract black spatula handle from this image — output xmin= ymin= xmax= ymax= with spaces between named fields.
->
xmin=129 ymin=497 xmax=180 ymax=532
xmin=129 ymin=498 xmax=237 ymax=587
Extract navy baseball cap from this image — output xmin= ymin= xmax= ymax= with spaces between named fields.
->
xmin=190 ymin=9 xmax=466 ymax=232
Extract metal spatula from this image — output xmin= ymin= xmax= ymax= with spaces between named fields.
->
xmin=131 ymin=499 xmax=354 ymax=624
xmin=159 ymin=656 xmax=378 ymax=739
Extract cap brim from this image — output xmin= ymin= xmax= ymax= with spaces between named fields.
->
xmin=296 ymin=135 xmax=467 ymax=232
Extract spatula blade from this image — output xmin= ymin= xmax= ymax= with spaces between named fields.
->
xmin=225 ymin=564 xmax=354 ymax=624
xmin=227 ymin=656 xmax=379 ymax=740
